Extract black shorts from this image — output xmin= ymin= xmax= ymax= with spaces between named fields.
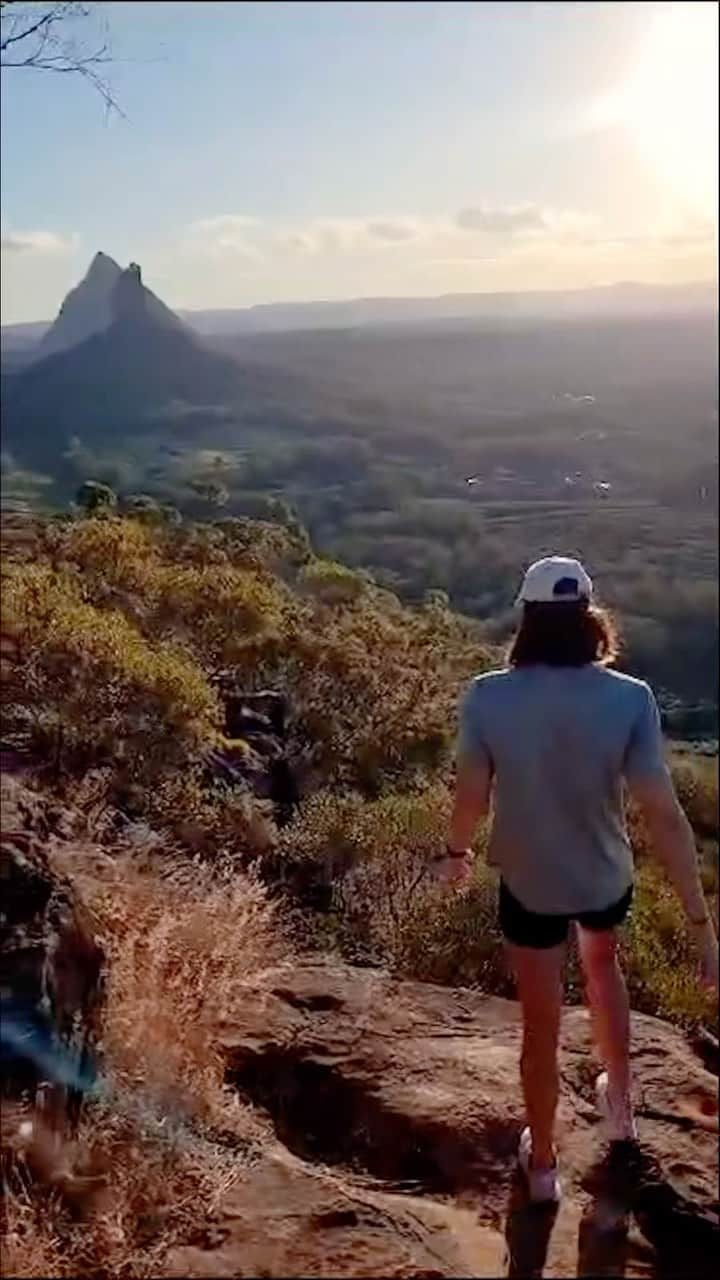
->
xmin=499 ymin=880 xmax=633 ymax=950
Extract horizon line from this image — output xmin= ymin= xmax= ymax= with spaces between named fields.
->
xmin=2 ymin=274 xmax=716 ymax=331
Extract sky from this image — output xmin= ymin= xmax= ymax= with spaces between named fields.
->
xmin=1 ymin=0 xmax=718 ymax=324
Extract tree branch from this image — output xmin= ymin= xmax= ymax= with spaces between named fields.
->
xmin=0 ymin=8 xmax=56 ymax=51
xmin=1 ymin=2 xmax=122 ymax=114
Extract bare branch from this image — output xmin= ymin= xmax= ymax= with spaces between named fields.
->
xmin=0 ymin=2 xmax=122 ymax=114
xmin=0 ymin=7 xmax=56 ymax=51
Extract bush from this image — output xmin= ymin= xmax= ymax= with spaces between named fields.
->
xmin=2 ymin=563 xmax=218 ymax=780
xmin=141 ymin=769 xmax=276 ymax=859
xmin=3 ymin=513 xmax=489 ymax=806
xmin=670 ymin=752 xmax=718 ymax=839
xmin=299 ymin=558 xmax=370 ymax=605
xmin=279 ymin=783 xmax=508 ymax=985
xmin=621 ymin=862 xmax=716 ymax=1027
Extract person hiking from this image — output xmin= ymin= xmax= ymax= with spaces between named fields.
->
xmin=439 ymin=555 xmax=719 ymax=1204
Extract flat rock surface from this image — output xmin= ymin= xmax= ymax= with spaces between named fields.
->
xmin=204 ymin=959 xmax=718 ymax=1279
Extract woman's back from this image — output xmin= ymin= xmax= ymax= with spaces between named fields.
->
xmin=459 ymin=664 xmax=666 ymax=913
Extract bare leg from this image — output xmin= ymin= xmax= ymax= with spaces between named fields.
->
xmin=578 ymin=926 xmax=631 ymax=1102
xmin=509 ymin=942 xmax=565 ymax=1168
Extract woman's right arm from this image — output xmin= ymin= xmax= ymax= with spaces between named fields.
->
xmin=623 ymin=683 xmax=718 ymax=994
xmin=629 ymin=771 xmax=718 ymax=993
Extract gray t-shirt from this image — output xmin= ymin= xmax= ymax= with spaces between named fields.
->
xmin=457 ymin=664 xmax=668 ymax=915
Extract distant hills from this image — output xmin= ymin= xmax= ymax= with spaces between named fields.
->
xmin=1 ymin=251 xmax=716 ymax=503
xmin=182 ymin=279 xmax=717 ymax=337
xmin=3 ymin=273 xmax=715 ymax=355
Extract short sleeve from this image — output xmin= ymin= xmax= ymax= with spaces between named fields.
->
xmin=623 ymin=684 xmax=668 ymax=784
xmin=456 ymin=681 xmax=492 ymax=768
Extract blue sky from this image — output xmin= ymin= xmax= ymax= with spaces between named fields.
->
xmin=1 ymin=1 xmax=717 ymax=323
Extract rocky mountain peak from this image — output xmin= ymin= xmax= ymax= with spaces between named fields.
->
xmin=85 ymin=250 xmax=122 ymax=282
xmin=112 ymin=261 xmax=149 ymax=324
xmin=38 ymin=253 xmax=183 ymax=358
xmin=39 ymin=252 xmax=122 ymax=357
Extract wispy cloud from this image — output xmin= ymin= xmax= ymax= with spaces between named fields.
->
xmin=456 ymin=204 xmax=547 ymax=234
xmin=456 ymin=203 xmax=597 ymax=241
xmin=186 ymin=215 xmax=264 ymax=260
xmin=419 ymin=256 xmax=499 ymax=269
xmin=365 ymin=219 xmax=419 ymax=243
xmin=281 ymin=217 xmax=426 ymax=254
xmin=180 ymin=203 xmax=715 ymax=294
xmin=1 ymin=229 xmax=77 ymax=255
xmin=191 ymin=206 xmax=607 ymax=262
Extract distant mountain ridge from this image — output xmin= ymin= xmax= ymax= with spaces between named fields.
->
xmin=3 ymin=274 xmax=715 ymax=356
xmin=183 ymin=279 xmax=717 ymax=336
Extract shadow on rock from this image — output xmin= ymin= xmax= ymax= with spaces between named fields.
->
xmin=504 ymin=1171 xmax=559 ymax=1278
xmin=581 ymin=1142 xmax=718 ymax=1280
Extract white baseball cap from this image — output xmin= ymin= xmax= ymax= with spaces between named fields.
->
xmin=516 ymin=556 xmax=593 ymax=605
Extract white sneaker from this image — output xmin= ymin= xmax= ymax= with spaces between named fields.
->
xmin=518 ymin=1126 xmax=562 ymax=1204
xmin=595 ymin=1072 xmax=638 ymax=1143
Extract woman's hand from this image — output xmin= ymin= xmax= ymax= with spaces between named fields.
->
xmin=432 ymin=849 xmax=474 ymax=887
xmin=693 ymin=920 xmax=719 ymax=995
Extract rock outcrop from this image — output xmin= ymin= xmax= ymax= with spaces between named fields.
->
xmin=38 ymin=251 xmax=122 ymax=358
xmin=166 ymin=1148 xmax=506 ymax=1279
xmin=182 ymin=959 xmax=717 ymax=1279
xmin=208 ymin=685 xmax=300 ymax=825
xmin=38 ymin=251 xmax=183 ymax=358
xmin=0 ymin=775 xmax=104 ymax=1128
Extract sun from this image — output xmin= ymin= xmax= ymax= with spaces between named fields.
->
xmin=618 ymin=3 xmax=718 ymax=215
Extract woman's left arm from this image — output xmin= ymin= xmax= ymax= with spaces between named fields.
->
xmin=448 ymin=756 xmax=492 ymax=853
xmin=431 ymin=757 xmax=492 ymax=884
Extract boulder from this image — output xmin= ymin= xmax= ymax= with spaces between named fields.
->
xmin=211 ymin=680 xmax=287 ymax=743
xmin=208 ymin=683 xmax=299 ymax=824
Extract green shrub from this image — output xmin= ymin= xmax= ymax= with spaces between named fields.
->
xmin=299 ymin=558 xmax=370 ymax=605
xmin=280 ymin=783 xmax=507 ymax=985
xmin=621 ymin=862 xmax=716 ymax=1027
xmin=670 ymin=752 xmax=718 ymax=839
xmin=2 ymin=562 xmax=219 ymax=778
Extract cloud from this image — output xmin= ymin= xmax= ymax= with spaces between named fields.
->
xmin=1 ymin=229 xmax=77 ymax=255
xmin=190 ymin=215 xmax=260 ymax=236
xmin=187 ymin=215 xmax=263 ymax=260
xmin=179 ymin=204 xmax=714 ymax=299
xmin=282 ymin=217 xmax=426 ymax=254
xmin=284 ymin=232 xmax=317 ymax=254
xmin=456 ymin=204 xmax=548 ymax=234
xmin=455 ymin=203 xmax=599 ymax=242
xmin=419 ymin=256 xmax=499 ymax=269
xmin=365 ymin=219 xmax=419 ymax=242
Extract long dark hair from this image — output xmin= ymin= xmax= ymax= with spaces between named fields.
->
xmin=508 ymin=600 xmax=619 ymax=668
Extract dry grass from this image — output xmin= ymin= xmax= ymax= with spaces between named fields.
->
xmin=84 ymin=850 xmax=283 ymax=1125
xmin=1 ymin=1183 xmax=65 ymax=1279
xmin=1 ymin=1113 xmax=254 ymax=1279
xmin=2 ymin=840 xmax=287 ymax=1278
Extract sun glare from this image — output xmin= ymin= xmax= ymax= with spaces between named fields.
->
xmin=619 ymin=3 xmax=719 ymax=215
